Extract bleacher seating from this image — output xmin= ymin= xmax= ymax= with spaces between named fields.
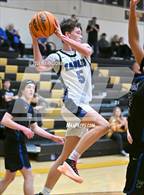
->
xmin=0 ymin=56 xmax=134 ymax=161
xmin=0 ymin=51 xmax=19 ymax=58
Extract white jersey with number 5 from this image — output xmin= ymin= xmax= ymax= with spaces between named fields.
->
xmin=46 ymin=49 xmax=92 ymax=105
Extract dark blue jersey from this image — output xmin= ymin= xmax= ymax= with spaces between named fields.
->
xmin=3 ymin=98 xmax=37 ymax=171
xmin=4 ymin=98 xmax=36 ymax=154
xmin=0 ymin=112 xmax=3 ymax=121
xmin=128 ymin=59 xmax=144 ymax=153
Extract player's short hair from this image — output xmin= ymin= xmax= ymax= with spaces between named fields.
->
xmin=60 ymin=19 xmax=82 ymax=35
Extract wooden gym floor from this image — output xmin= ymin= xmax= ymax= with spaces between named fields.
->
xmin=0 ymin=155 xmax=129 ymax=195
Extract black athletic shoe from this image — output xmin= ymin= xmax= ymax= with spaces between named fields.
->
xmin=57 ymin=159 xmax=83 ymax=183
xmin=34 ymin=193 xmax=43 ymax=195
xmin=66 ymin=159 xmax=79 ymax=175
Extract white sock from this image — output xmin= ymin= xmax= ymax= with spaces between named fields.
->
xmin=42 ymin=187 xmax=51 ymax=195
xmin=69 ymin=150 xmax=80 ymax=161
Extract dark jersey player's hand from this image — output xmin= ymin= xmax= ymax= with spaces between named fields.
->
xmin=130 ymin=0 xmax=140 ymax=6
xmin=127 ymin=130 xmax=133 ymax=144
xmin=22 ymin=128 xmax=34 ymax=139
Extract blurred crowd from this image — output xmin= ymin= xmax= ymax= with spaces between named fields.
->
xmin=0 ymin=17 xmax=133 ymax=60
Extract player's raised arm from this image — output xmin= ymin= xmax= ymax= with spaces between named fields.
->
xmin=129 ymin=0 xmax=144 ymax=64
xmin=54 ymin=20 xmax=93 ymax=58
xmin=30 ymin=34 xmax=54 ymax=72
xmin=29 ymin=11 xmax=57 ymax=72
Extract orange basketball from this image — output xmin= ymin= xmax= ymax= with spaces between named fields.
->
xmin=29 ymin=11 xmax=56 ymax=38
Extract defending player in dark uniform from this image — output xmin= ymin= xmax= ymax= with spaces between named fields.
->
xmin=123 ymin=1 xmax=144 ymax=195
xmin=0 ymin=79 xmax=64 ymax=195
xmin=0 ymin=112 xmax=4 ymax=122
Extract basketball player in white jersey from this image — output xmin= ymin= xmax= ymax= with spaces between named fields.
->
xmin=30 ymin=19 xmax=110 ymax=195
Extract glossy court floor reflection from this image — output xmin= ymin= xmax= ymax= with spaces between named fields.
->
xmin=0 ymin=155 xmax=128 ymax=195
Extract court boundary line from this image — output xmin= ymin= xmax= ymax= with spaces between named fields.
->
xmin=0 ymin=159 xmax=128 ymax=177
xmin=53 ymin=192 xmax=123 ymax=195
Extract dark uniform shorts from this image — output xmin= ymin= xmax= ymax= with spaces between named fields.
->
xmin=4 ymin=141 xmax=31 ymax=172
xmin=123 ymin=153 xmax=144 ymax=195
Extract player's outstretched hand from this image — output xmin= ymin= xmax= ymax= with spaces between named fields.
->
xmin=54 ymin=20 xmax=65 ymax=39
xmin=23 ymin=128 xmax=34 ymax=139
xmin=127 ymin=130 xmax=133 ymax=144
xmin=51 ymin=135 xmax=64 ymax=144
xmin=130 ymin=0 xmax=140 ymax=6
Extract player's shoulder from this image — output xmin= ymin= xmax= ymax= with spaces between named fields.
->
xmin=82 ymin=43 xmax=93 ymax=54
xmin=45 ymin=50 xmax=62 ymax=63
xmin=82 ymin=43 xmax=91 ymax=48
xmin=12 ymin=98 xmax=28 ymax=113
xmin=14 ymin=98 xmax=24 ymax=105
xmin=47 ymin=50 xmax=61 ymax=58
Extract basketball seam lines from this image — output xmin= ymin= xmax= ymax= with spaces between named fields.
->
xmin=45 ymin=12 xmax=51 ymax=37
xmin=31 ymin=19 xmax=39 ymax=37
xmin=36 ymin=13 xmax=47 ymax=37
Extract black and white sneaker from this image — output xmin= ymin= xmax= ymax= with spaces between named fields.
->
xmin=57 ymin=159 xmax=83 ymax=183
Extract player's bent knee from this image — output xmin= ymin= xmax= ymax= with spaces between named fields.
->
xmin=101 ymin=121 xmax=110 ymax=133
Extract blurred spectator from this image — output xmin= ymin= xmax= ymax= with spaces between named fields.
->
xmin=118 ymin=37 xmax=132 ymax=59
xmin=98 ymin=33 xmax=112 ymax=58
xmin=111 ymin=34 xmax=120 ymax=57
xmin=5 ymin=24 xmax=25 ymax=57
xmin=38 ymin=38 xmax=56 ymax=56
xmin=86 ymin=17 xmax=100 ymax=60
xmin=108 ymin=106 xmax=129 ymax=156
xmin=0 ymin=27 xmax=10 ymax=51
xmin=0 ymin=79 xmax=18 ymax=109
xmin=70 ymin=14 xmax=78 ymax=23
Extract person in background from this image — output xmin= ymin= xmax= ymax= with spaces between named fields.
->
xmin=118 ymin=37 xmax=132 ymax=59
xmin=0 ymin=27 xmax=10 ymax=52
xmin=86 ymin=17 xmax=100 ymax=60
xmin=0 ymin=79 xmax=64 ymax=195
xmin=70 ymin=14 xmax=78 ymax=23
xmin=0 ymin=79 xmax=18 ymax=110
xmin=108 ymin=106 xmax=129 ymax=157
xmin=38 ymin=38 xmax=54 ymax=56
xmin=98 ymin=33 xmax=112 ymax=58
xmin=5 ymin=24 xmax=25 ymax=57
xmin=110 ymin=34 xmax=120 ymax=57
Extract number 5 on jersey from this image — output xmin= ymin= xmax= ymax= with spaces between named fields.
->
xmin=76 ymin=70 xmax=85 ymax=83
